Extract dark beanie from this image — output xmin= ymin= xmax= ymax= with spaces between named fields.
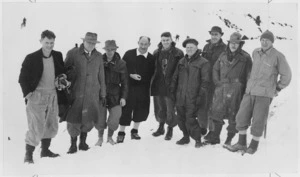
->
xmin=260 ymin=30 xmax=274 ymax=43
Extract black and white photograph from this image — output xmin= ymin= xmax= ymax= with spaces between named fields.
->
xmin=0 ymin=0 xmax=299 ymax=177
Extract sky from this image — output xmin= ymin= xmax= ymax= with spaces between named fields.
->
xmin=0 ymin=0 xmax=299 ymax=177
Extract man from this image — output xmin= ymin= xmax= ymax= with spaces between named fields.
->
xmin=64 ymin=32 xmax=106 ymax=154
xmin=206 ymin=32 xmax=252 ymax=146
xmin=19 ymin=30 xmax=68 ymax=163
xmin=117 ymin=36 xmax=155 ymax=143
xmin=151 ymin=32 xmax=184 ymax=140
xmin=95 ymin=40 xmax=128 ymax=146
xmin=226 ymin=30 xmax=292 ymax=154
xmin=202 ymin=26 xmax=227 ymax=140
xmin=170 ymin=38 xmax=210 ymax=148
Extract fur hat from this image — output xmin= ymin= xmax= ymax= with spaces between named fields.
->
xmin=182 ymin=38 xmax=198 ymax=48
xmin=260 ymin=30 xmax=274 ymax=43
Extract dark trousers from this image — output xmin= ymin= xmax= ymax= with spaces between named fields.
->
xmin=176 ymin=103 xmax=201 ymax=141
xmin=153 ymin=96 xmax=177 ymax=128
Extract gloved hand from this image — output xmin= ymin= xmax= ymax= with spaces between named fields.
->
xmin=55 ymin=74 xmax=71 ymax=91
xmin=101 ymin=96 xmax=106 ymax=107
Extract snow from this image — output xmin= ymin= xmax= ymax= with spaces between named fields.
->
xmin=1 ymin=1 xmax=299 ymax=177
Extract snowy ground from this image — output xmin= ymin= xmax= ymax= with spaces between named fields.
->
xmin=1 ymin=1 xmax=299 ymax=177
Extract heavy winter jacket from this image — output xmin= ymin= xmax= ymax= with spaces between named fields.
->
xmin=123 ymin=48 xmax=155 ymax=109
xmin=202 ymin=39 xmax=226 ymax=68
xmin=18 ymin=48 xmax=67 ymax=105
xmin=103 ymin=52 xmax=128 ymax=109
xmin=245 ymin=47 xmax=292 ymax=98
xmin=64 ymin=44 xmax=106 ymax=124
xmin=170 ymin=49 xmax=211 ymax=107
xmin=211 ymin=47 xmax=252 ymax=119
xmin=151 ymin=42 xmax=184 ymax=97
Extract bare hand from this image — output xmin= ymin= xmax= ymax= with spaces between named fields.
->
xmin=120 ymin=98 xmax=126 ymax=107
xmin=130 ymin=74 xmax=141 ymax=81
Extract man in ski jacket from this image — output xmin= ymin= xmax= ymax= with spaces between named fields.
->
xmin=151 ymin=32 xmax=184 ymax=140
xmin=226 ymin=30 xmax=292 ymax=154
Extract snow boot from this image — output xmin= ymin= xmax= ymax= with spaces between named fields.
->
xmin=195 ymin=138 xmax=203 ymax=148
xmin=24 ymin=144 xmax=35 ymax=164
xmin=152 ymin=123 xmax=165 ymax=137
xmin=95 ymin=129 xmax=104 ymax=146
xmin=79 ymin=132 xmax=89 ymax=151
xmin=223 ymin=132 xmax=236 ymax=147
xmin=40 ymin=138 xmax=59 ymax=158
xmin=176 ymin=135 xmax=190 ymax=145
xmin=225 ymin=134 xmax=247 ymax=152
xmin=204 ymin=123 xmax=222 ymax=145
xmin=164 ymin=126 xmax=173 ymax=140
xmin=67 ymin=136 xmax=78 ymax=154
xmin=131 ymin=129 xmax=141 ymax=140
xmin=245 ymin=139 xmax=259 ymax=155
xmin=117 ymin=131 xmax=125 ymax=143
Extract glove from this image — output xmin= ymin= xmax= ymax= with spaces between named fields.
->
xmin=55 ymin=74 xmax=71 ymax=91
xmin=101 ymin=97 xmax=106 ymax=107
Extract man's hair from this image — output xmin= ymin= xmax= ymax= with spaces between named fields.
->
xmin=139 ymin=36 xmax=151 ymax=43
xmin=41 ymin=30 xmax=56 ymax=39
xmin=161 ymin=32 xmax=172 ymax=38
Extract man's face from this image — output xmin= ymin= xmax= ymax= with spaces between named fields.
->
xmin=186 ymin=43 xmax=198 ymax=57
xmin=40 ymin=37 xmax=55 ymax=53
xmin=210 ymin=32 xmax=222 ymax=44
xmin=229 ymin=42 xmax=240 ymax=52
xmin=138 ymin=37 xmax=150 ymax=54
xmin=260 ymin=38 xmax=273 ymax=50
xmin=105 ymin=48 xmax=116 ymax=59
xmin=84 ymin=41 xmax=96 ymax=52
xmin=161 ymin=36 xmax=172 ymax=49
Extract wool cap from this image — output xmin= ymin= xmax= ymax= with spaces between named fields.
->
xmin=182 ymin=38 xmax=198 ymax=48
xmin=260 ymin=30 xmax=274 ymax=43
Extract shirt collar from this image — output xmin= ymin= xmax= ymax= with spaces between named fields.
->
xmin=136 ymin=48 xmax=148 ymax=58
xmin=259 ymin=46 xmax=273 ymax=55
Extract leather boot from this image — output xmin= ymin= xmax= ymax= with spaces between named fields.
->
xmin=40 ymin=138 xmax=59 ymax=158
xmin=117 ymin=131 xmax=125 ymax=143
xmin=245 ymin=139 xmax=259 ymax=154
xmin=204 ymin=123 xmax=222 ymax=145
xmin=24 ymin=144 xmax=35 ymax=164
xmin=176 ymin=135 xmax=190 ymax=145
xmin=67 ymin=136 xmax=78 ymax=154
xmin=225 ymin=134 xmax=247 ymax=152
xmin=152 ymin=123 xmax=165 ymax=137
xmin=131 ymin=129 xmax=141 ymax=140
xmin=164 ymin=126 xmax=173 ymax=140
xmin=79 ymin=132 xmax=89 ymax=151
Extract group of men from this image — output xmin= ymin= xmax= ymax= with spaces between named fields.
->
xmin=19 ymin=26 xmax=292 ymax=164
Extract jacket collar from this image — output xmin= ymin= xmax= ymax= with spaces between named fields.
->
xmin=206 ymin=38 xmax=224 ymax=47
xmin=103 ymin=52 xmax=121 ymax=65
xmin=258 ymin=46 xmax=274 ymax=55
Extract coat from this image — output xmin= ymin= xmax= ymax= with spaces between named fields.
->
xmin=103 ymin=52 xmax=128 ymax=108
xmin=202 ymin=39 xmax=227 ymax=68
xmin=245 ymin=47 xmax=292 ymax=98
xmin=122 ymin=49 xmax=155 ymax=109
xmin=64 ymin=44 xmax=106 ymax=124
xmin=211 ymin=47 xmax=252 ymax=119
xmin=171 ymin=49 xmax=211 ymax=107
xmin=151 ymin=42 xmax=184 ymax=97
xmin=18 ymin=48 xmax=67 ymax=105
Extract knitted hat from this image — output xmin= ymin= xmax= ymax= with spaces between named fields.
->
xmin=260 ymin=30 xmax=274 ymax=43
xmin=182 ymin=38 xmax=198 ymax=48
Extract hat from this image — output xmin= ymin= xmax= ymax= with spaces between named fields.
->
xmin=260 ymin=30 xmax=274 ymax=43
xmin=103 ymin=40 xmax=119 ymax=50
xmin=228 ymin=32 xmax=244 ymax=44
xmin=209 ymin=26 xmax=224 ymax=35
xmin=81 ymin=32 xmax=100 ymax=44
xmin=182 ymin=38 xmax=199 ymax=48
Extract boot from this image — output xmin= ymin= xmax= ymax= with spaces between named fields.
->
xmin=245 ymin=139 xmax=259 ymax=154
xmin=67 ymin=136 xmax=77 ymax=154
xmin=24 ymin=144 xmax=35 ymax=164
xmin=225 ymin=134 xmax=247 ymax=152
xmin=107 ymin=128 xmax=116 ymax=145
xmin=164 ymin=126 xmax=173 ymax=140
xmin=131 ymin=129 xmax=141 ymax=140
xmin=152 ymin=123 xmax=165 ymax=137
xmin=40 ymin=138 xmax=59 ymax=158
xmin=95 ymin=130 xmax=104 ymax=146
xmin=79 ymin=132 xmax=89 ymax=151
xmin=176 ymin=136 xmax=190 ymax=145
xmin=117 ymin=131 xmax=125 ymax=143
xmin=223 ymin=132 xmax=236 ymax=147
xmin=204 ymin=123 xmax=222 ymax=145
xmin=195 ymin=138 xmax=203 ymax=148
